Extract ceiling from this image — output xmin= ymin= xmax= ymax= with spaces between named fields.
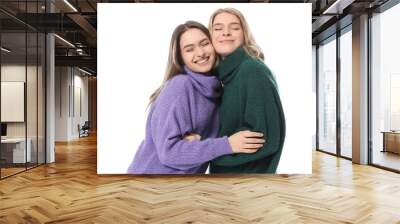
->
xmin=0 ymin=0 xmax=392 ymax=75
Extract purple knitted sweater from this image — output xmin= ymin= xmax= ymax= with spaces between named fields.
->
xmin=127 ymin=66 xmax=233 ymax=174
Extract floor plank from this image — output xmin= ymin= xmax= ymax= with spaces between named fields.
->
xmin=0 ymin=134 xmax=399 ymax=223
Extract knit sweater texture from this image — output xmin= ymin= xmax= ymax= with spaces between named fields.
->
xmin=127 ymin=66 xmax=232 ymax=174
xmin=210 ymin=47 xmax=286 ymax=173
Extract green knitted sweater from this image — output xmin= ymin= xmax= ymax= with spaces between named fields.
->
xmin=210 ymin=47 xmax=286 ymax=174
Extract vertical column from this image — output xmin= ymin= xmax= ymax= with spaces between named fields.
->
xmin=352 ymin=14 xmax=369 ymax=164
xmin=46 ymin=0 xmax=55 ymax=163
xmin=336 ymin=30 xmax=341 ymax=156
xmin=312 ymin=45 xmax=317 ymax=150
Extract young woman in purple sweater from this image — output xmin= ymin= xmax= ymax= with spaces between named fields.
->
xmin=127 ymin=21 xmax=265 ymax=174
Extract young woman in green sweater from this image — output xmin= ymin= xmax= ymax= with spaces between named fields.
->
xmin=206 ymin=8 xmax=286 ymax=173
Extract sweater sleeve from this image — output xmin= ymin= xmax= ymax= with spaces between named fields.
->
xmin=212 ymin=65 xmax=285 ymax=166
xmin=151 ymin=79 xmax=232 ymax=171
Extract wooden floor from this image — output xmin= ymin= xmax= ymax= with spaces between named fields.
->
xmin=1 ymin=163 xmax=45 ymax=178
xmin=373 ymin=150 xmax=400 ymax=171
xmin=0 ymin=167 xmax=26 ymax=178
xmin=1 ymin=134 xmax=400 ymax=223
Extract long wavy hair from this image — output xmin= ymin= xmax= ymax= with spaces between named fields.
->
xmin=208 ymin=8 xmax=264 ymax=61
xmin=148 ymin=21 xmax=213 ymax=107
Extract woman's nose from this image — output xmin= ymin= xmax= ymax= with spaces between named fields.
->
xmin=195 ymin=47 xmax=205 ymax=57
xmin=222 ymin=28 xmax=231 ymax=36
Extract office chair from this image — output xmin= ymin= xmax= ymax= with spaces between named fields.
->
xmin=79 ymin=121 xmax=90 ymax=138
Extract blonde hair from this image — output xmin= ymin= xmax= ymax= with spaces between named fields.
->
xmin=208 ymin=8 xmax=264 ymax=61
xmin=148 ymin=21 xmax=212 ymax=107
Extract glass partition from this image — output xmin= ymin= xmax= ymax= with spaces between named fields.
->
xmin=0 ymin=1 xmax=46 ymax=179
xmin=1 ymin=31 xmax=28 ymax=177
xmin=317 ymin=36 xmax=337 ymax=155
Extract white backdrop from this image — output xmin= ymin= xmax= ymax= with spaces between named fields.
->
xmin=98 ymin=3 xmax=312 ymax=174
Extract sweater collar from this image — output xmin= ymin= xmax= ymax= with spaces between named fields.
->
xmin=217 ymin=47 xmax=250 ymax=84
xmin=184 ymin=66 xmax=222 ymax=99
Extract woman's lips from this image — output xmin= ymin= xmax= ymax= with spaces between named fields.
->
xmin=194 ymin=56 xmax=210 ymax=65
xmin=219 ymin=39 xmax=235 ymax=43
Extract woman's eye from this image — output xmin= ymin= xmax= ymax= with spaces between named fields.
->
xmin=214 ymin=28 xmax=222 ymax=31
xmin=201 ymin=42 xmax=210 ymax=47
xmin=186 ymin=48 xmax=193 ymax=52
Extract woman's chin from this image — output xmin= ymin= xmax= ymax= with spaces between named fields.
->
xmin=191 ymin=65 xmax=213 ymax=74
xmin=216 ymin=48 xmax=235 ymax=57
xmin=195 ymin=69 xmax=212 ymax=74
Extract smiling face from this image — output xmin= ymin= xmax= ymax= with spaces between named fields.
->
xmin=211 ymin=12 xmax=245 ymax=57
xmin=179 ymin=28 xmax=216 ymax=73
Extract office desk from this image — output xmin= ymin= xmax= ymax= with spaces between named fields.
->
xmin=381 ymin=131 xmax=400 ymax=154
xmin=1 ymin=138 xmax=31 ymax=163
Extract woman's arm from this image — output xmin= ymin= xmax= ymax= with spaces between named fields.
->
xmin=184 ymin=131 xmax=265 ymax=153
xmin=150 ymin=79 xmax=232 ymax=171
xmin=212 ymin=65 xmax=285 ymax=166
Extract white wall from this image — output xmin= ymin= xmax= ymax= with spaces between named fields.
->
xmin=74 ymin=72 xmax=89 ymax=132
xmin=55 ymin=67 xmax=89 ymax=141
xmin=55 ymin=66 xmax=69 ymax=141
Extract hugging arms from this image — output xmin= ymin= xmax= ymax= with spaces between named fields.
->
xmin=127 ymin=8 xmax=285 ymax=174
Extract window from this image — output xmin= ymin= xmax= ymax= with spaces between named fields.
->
xmin=318 ymin=36 xmax=337 ymax=155
xmin=340 ymin=28 xmax=352 ymax=158
xmin=371 ymin=2 xmax=400 ymax=171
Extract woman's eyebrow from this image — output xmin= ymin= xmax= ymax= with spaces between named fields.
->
xmin=199 ymin=38 xmax=209 ymax=44
xmin=213 ymin=22 xmax=240 ymax=27
xmin=229 ymin=22 xmax=241 ymax=26
xmin=182 ymin=43 xmax=194 ymax=49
